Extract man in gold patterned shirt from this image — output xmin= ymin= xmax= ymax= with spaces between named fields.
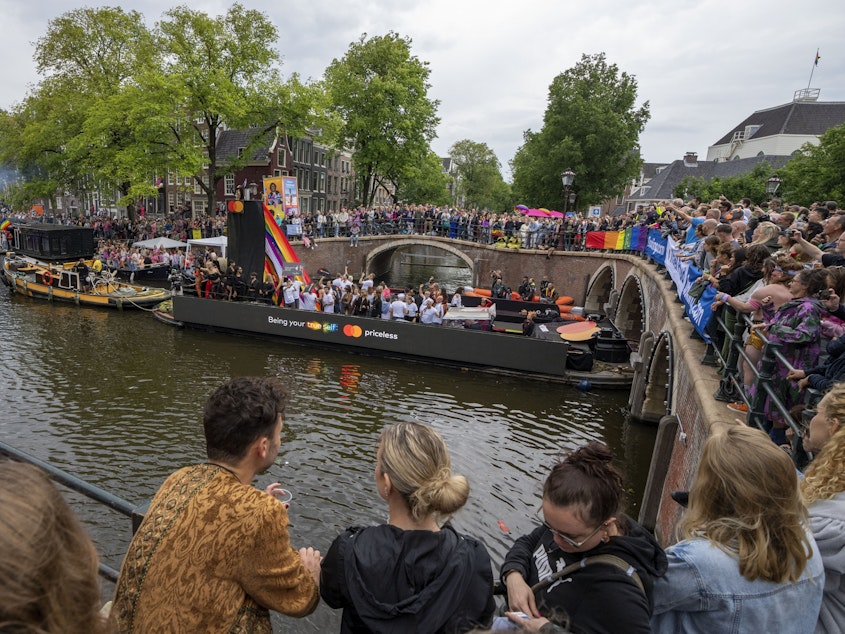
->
xmin=113 ymin=376 xmax=321 ymax=633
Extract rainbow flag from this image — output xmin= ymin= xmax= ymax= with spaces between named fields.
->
xmin=263 ymin=205 xmax=310 ymax=304
xmin=0 ymin=219 xmax=10 ymax=231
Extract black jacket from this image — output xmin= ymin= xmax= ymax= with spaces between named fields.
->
xmin=321 ymin=524 xmax=495 ymax=634
xmin=806 ymin=333 xmax=845 ymax=391
xmin=500 ymin=517 xmax=666 ymax=634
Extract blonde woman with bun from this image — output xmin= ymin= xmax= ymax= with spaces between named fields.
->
xmin=801 ymin=384 xmax=845 ymax=633
xmin=321 ymin=422 xmax=494 ymax=633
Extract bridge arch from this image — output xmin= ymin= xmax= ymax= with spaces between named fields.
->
xmin=364 ymin=238 xmax=475 ymax=281
xmin=584 ymin=264 xmax=615 ymax=315
xmin=614 ymin=274 xmax=647 ymax=343
xmin=640 ymin=331 xmax=675 ymax=423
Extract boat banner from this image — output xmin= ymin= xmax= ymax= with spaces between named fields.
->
xmin=584 ymin=227 xmax=649 ymax=251
xmin=664 ymin=237 xmax=716 ymax=343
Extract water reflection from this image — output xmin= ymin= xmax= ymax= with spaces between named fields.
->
xmin=0 ymin=258 xmax=654 ymax=632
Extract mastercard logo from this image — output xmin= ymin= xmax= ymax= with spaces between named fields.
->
xmin=343 ymin=324 xmax=363 ymax=338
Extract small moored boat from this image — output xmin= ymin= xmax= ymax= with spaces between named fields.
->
xmin=2 ymin=253 xmax=170 ymax=309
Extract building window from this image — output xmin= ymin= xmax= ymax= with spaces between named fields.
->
xmin=274 ymin=169 xmax=281 ymax=177
xmin=168 ymin=170 xmax=175 ymax=185
xmin=168 ymin=191 xmax=174 ymax=210
xmin=237 ymin=147 xmax=246 ymax=158
xmin=194 ymin=177 xmax=203 ymax=195
xmin=312 ymin=172 xmax=318 ymax=191
xmin=225 ymin=174 xmax=235 ymax=196
xmin=278 ymin=148 xmax=286 ymax=167
xmin=319 ymin=172 xmax=326 ymax=193
xmin=194 ymin=199 xmax=207 ymax=214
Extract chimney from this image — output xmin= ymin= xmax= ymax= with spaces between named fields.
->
xmin=683 ymin=152 xmax=698 ymax=167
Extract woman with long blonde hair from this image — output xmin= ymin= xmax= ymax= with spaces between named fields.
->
xmin=801 ymin=384 xmax=845 ymax=633
xmin=651 ymin=425 xmax=824 ymax=633
xmin=0 ymin=460 xmax=111 ymax=633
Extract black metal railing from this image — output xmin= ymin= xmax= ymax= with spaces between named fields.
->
xmin=706 ymin=308 xmax=815 ymax=467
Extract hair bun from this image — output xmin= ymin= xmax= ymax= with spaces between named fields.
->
xmin=566 ymin=441 xmax=613 ymax=469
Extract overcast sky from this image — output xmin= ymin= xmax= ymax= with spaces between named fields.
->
xmin=2 ymin=0 xmax=843 ymax=179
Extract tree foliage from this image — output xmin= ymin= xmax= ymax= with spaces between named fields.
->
xmin=395 ymin=151 xmax=450 ymax=206
xmin=324 ymin=32 xmax=440 ymax=208
xmin=673 ymin=162 xmax=779 ymax=204
xmin=0 ymin=3 xmax=328 ymax=216
xmin=510 ymin=53 xmax=649 ymax=210
xmin=778 ymin=123 xmax=845 ymax=206
xmin=448 ymin=139 xmax=512 ymax=211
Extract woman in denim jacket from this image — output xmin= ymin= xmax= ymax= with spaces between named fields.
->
xmin=651 ymin=425 xmax=824 ymax=633
xmin=801 ymin=384 xmax=845 ymax=633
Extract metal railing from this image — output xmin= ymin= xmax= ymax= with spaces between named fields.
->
xmin=706 ymin=308 xmax=815 ymax=467
xmin=0 ymin=440 xmax=146 ymax=583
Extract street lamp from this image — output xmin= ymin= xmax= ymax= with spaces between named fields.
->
xmin=561 ymin=168 xmax=575 ymax=215
xmin=766 ymin=174 xmax=782 ymax=197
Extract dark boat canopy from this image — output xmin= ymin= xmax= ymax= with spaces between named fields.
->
xmin=10 ymin=223 xmax=95 ymax=261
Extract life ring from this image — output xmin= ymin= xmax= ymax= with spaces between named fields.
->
xmin=42 ymin=270 xmax=53 ymax=286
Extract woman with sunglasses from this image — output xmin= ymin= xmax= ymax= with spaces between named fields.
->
xmin=500 ymin=442 xmax=667 ymax=633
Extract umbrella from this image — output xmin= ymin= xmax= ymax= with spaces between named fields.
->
xmin=526 ymin=209 xmax=549 ymax=217
xmin=515 ymin=204 xmax=529 ymax=211
xmin=132 ymin=237 xmax=189 ymax=250
xmin=547 ymin=210 xmax=564 ymax=218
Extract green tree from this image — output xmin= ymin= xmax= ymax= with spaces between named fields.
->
xmin=324 ymin=32 xmax=440 ymax=208
xmin=395 ymin=151 xmax=450 ymax=205
xmin=673 ymin=162 xmax=777 ymax=204
xmin=448 ymin=139 xmax=511 ymax=211
xmin=510 ymin=53 xmax=649 ymax=209
xmin=0 ymin=7 xmax=154 ymax=216
xmin=779 ymin=123 xmax=845 ymax=206
xmin=150 ymin=3 xmax=329 ymax=215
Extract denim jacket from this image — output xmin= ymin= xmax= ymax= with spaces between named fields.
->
xmin=651 ymin=534 xmax=824 ymax=634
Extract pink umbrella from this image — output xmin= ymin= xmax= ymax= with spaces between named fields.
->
xmin=547 ymin=210 xmax=564 ymax=218
xmin=526 ymin=208 xmax=549 ymax=217
xmin=515 ymin=204 xmax=529 ymax=212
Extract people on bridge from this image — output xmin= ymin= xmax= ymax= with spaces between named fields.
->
xmin=320 ymin=421 xmax=495 ymax=633
xmin=112 ymin=376 xmax=322 ymax=633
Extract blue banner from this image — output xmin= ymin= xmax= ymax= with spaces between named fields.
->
xmin=665 ymin=238 xmax=715 ymax=342
xmin=644 ymin=229 xmax=667 ymax=265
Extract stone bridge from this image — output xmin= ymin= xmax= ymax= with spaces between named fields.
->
xmin=293 ymin=234 xmax=733 ymax=545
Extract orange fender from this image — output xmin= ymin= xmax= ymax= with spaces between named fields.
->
xmin=555 ymin=296 xmax=575 ymax=306
xmin=473 ymin=288 xmax=492 ymax=297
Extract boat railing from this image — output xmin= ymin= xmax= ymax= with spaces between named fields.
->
xmin=0 ymin=440 xmax=146 ymax=583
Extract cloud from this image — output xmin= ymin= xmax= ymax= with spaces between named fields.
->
xmin=2 ymin=0 xmax=844 ymax=179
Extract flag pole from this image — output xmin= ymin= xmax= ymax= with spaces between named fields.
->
xmin=807 ymin=49 xmax=820 ymax=90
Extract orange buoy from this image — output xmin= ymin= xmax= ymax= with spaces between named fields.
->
xmin=42 ymin=270 xmax=53 ymax=285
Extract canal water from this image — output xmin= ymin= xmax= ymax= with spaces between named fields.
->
xmin=0 ymin=252 xmax=656 ymax=632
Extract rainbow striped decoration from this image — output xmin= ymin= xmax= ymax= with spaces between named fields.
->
xmin=263 ymin=205 xmax=310 ymax=303
xmin=0 ymin=219 xmax=10 ymax=231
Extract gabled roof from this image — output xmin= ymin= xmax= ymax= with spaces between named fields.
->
xmin=216 ymin=129 xmax=274 ymax=163
xmin=641 ymin=162 xmax=666 ymax=180
xmin=713 ymin=101 xmax=845 ymax=145
xmin=628 ymin=155 xmax=792 ymax=202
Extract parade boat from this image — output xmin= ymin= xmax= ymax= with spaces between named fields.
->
xmin=169 ymin=295 xmax=633 ymax=387
xmin=110 ymin=262 xmax=172 ymax=282
xmin=2 ymin=253 xmax=171 ymax=309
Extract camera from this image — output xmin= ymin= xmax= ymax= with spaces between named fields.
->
xmin=817 ymin=289 xmax=832 ymax=301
